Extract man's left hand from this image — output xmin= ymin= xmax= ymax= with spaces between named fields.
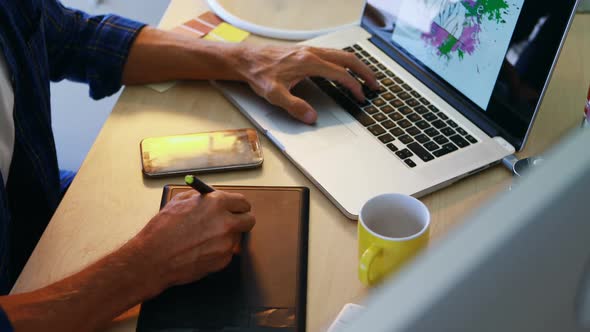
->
xmin=234 ymin=45 xmax=379 ymax=124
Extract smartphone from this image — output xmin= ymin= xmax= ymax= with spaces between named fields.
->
xmin=140 ymin=128 xmax=263 ymax=177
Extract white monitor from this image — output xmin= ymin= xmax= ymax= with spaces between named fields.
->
xmin=342 ymin=128 xmax=590 ymax=332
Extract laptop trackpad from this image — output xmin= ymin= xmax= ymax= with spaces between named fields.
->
xmin=264 ymin=80 xmax=358 ymax=142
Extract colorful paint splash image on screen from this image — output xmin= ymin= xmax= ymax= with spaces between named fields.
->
xmin=422 ymin=0 xmax=515 ymax=60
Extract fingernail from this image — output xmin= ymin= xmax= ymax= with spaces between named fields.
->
xmin=304 ymin=111 xmax=316 ymax=124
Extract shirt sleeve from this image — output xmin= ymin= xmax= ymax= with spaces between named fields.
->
xmin=0 ymin=306 xmax=13 ymax=332
xmin=42 ymin=0 xmax=147 ymax=99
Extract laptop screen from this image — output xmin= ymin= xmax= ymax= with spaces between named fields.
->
xmin=363 ymin=0 xmax=578 ymax=149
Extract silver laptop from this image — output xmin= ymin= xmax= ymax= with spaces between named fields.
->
xmin=215 ymin=0 xmax=580 ymax=219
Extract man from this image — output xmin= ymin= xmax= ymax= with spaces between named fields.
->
xmin=0 ymin=0 xmax=376 ymax=330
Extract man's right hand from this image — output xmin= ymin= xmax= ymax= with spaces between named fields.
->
xmin=132 ymin=190 xmax=255 ymax=294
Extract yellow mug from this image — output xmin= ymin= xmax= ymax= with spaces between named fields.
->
xmin=358 ymin=193 xmax=430 ymax=286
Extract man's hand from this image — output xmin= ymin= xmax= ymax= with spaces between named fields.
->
xmin=235 ymin=45 xmax=379 ymax=124
xmin=124 ymin=29 xmax=379 ymax=125
xmin=134 ymin=190 xmax=255 ymax=293
xmin=0 ymin=189 xmax=254 ymax=331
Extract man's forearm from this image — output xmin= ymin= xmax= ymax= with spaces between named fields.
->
xmin=0 ymin=238 xmax=159 ymax=332
xmin=121 ymin=24 xmax=377 ymax=125
xmin=122 ymin=27 xmax=245 ymax=85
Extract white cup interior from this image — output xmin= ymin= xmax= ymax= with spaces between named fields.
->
xmin=360 ymin=193 xmax=430 ymax=240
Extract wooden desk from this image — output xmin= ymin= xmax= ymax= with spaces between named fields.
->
xmin=11 ymin=0 xmax=590 ymax=330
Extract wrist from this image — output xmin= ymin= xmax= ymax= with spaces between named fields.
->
xmin=224 ymin=43 xmax=252 ymax=82
xmin=117 ymin=234 xmax=168 ymax=300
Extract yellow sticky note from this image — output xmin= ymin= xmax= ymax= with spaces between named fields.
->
xmin=203 ymin=22 xmax=250 ymax=43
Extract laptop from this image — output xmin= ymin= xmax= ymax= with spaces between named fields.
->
xmin=215 ymin=0 xmax=580 ymax=219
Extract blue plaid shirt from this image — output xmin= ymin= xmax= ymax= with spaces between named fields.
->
xmin=0 ymin=0 xmax=145 ymax=308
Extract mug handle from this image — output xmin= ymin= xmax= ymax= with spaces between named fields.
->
xmin=359 ymin=245 xmax=382 ymax=286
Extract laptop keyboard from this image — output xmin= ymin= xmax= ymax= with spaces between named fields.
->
xmin=310 ymin=44 xmax=478 ymax=168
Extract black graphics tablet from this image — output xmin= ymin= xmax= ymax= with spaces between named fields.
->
xmin=137 ymin=185 xmax=310 ymax=332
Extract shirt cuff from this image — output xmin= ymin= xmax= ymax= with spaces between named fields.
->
xmin=86 ymin=15 xmax=146 ymax=100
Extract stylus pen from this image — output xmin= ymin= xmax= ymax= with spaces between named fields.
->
xmin=184 ymin=175 xmax=215 ymax=195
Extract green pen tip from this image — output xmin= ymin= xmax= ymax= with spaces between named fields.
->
xmin=185 ymin=175 xmax=194 ymax=184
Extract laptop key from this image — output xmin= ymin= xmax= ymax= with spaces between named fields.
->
xmin=368 ymin=56 xmax=377 ymax=63
xmin=438 ymin=113 xmax=449 ymax=120
xmin=381 ymin=78 xmax=394 ymax=86
xmin=457 ymin=127 xmax=468 ymax=136
xmin=344 ymin=46 xmax=354 ymax=52
xmin=385 ymin=70 xmax=395 ymax=76
xmin=416 ymin=120 xmax=430 ymax=130
xmin=364 ymin=106 xmax=378 ymax=114
xmin=411 ymin=91 xmax=421 ymax=98
xmin=353 ymin=44 xmax=362 ymax=51
xmin=378 ymin=133 xmax=395 ymax=143
xmin=441 ymin=127 xmax=456 ymax=136
xmin=373 ymin=113 xmax=387 ymax=122
xmin=361 ymin=50 xmax=370 ymax=57
xmin=391 ymin=99 xmax=405 ymax=108
xmin=390 ymin=127 xmax=405 ymax=137
xmin=428 ymin=105 xmax=440 ymax=113
xmin=393 ymin=77 xmax=403 ymax=84
xmin=404 ymin=159 xmax=417 ymax=168
xmin=399 ymin=106 xmax=413 ymax=115
xmin=406 ymin=127 xmax=420 ymax=136
xmin=390 ymin=85 xmax=403 ymax=93
xmin=397 ymin=92 xmax=411 ymax=100
xmin=355 ymin=112 xmax=376 ymax=126
xmin=407 ymin=143 xmax=434 ymax=162
xmin=423 ymin=112 xmax=437 ymax=122
xmin=389 ymin=112 xmax=403 ymax=121
xmin=406 ymin=99 xmax=419 ymax=107
xmin=415 ymin=106 xmax=428 ymax=114
xmin=419 ymin=97 xmax=430 ymax=105
xmin=399 ymin=135 xmax=414 ymax=144
xmin=425 ymin=128 xmax=439 ymax=137
xmin=397 ymin=119 xmax=412 ymax=129
xmin=368 ymin=124 xmax=386 ymax=136
xmin=433 ymin=135 xmax=449 ymax=145
xmin=449 ymin=135 xmax=470 ymax=148
xmin=447 ymin=120 xmax=458 ymax=128
xmin=395 ymin=149 xmax=413 ymax=159
xmin=381 ymin=105 xmax=395 ymax=114
xmin=381 ymin=120 xmax=395 ymax=129
xmin=442 ymin=143 xmax=458 ymax=153
xmin=432 ymin=120 xmax=446 ymax=128
xmin=377 ymin=63 xmax=387 ymax=70
xmin=369 ymin=65 xmax=378 ymax=72
xmin=415 ymin=134 xmax=429 ymax=144
xmin=362 ymin=59 xmax=370 ymax=65
xmin=424 ymin=141 xmax=439 ymax=151
xmin=402 ymin=83 xmax=412 ymax=91
xmin=386 ymin=142 xmax=399 ymax=152
xmin=433 ymin=149 xmax=449 ymax=157
xmin=373 ymin=98 xmax=386 ymax=107
xmin=432 ymin=143 xmax=457 ymax=157
xmin=382 ymin=92 xmax=395 ymax=101
xmin=407 ymin=113 xmax=421 ymax=122
xmin=465 ymin=135 xmax=478 ymax=144
xmin=376 ymin=71 xmax=386 ymax=79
